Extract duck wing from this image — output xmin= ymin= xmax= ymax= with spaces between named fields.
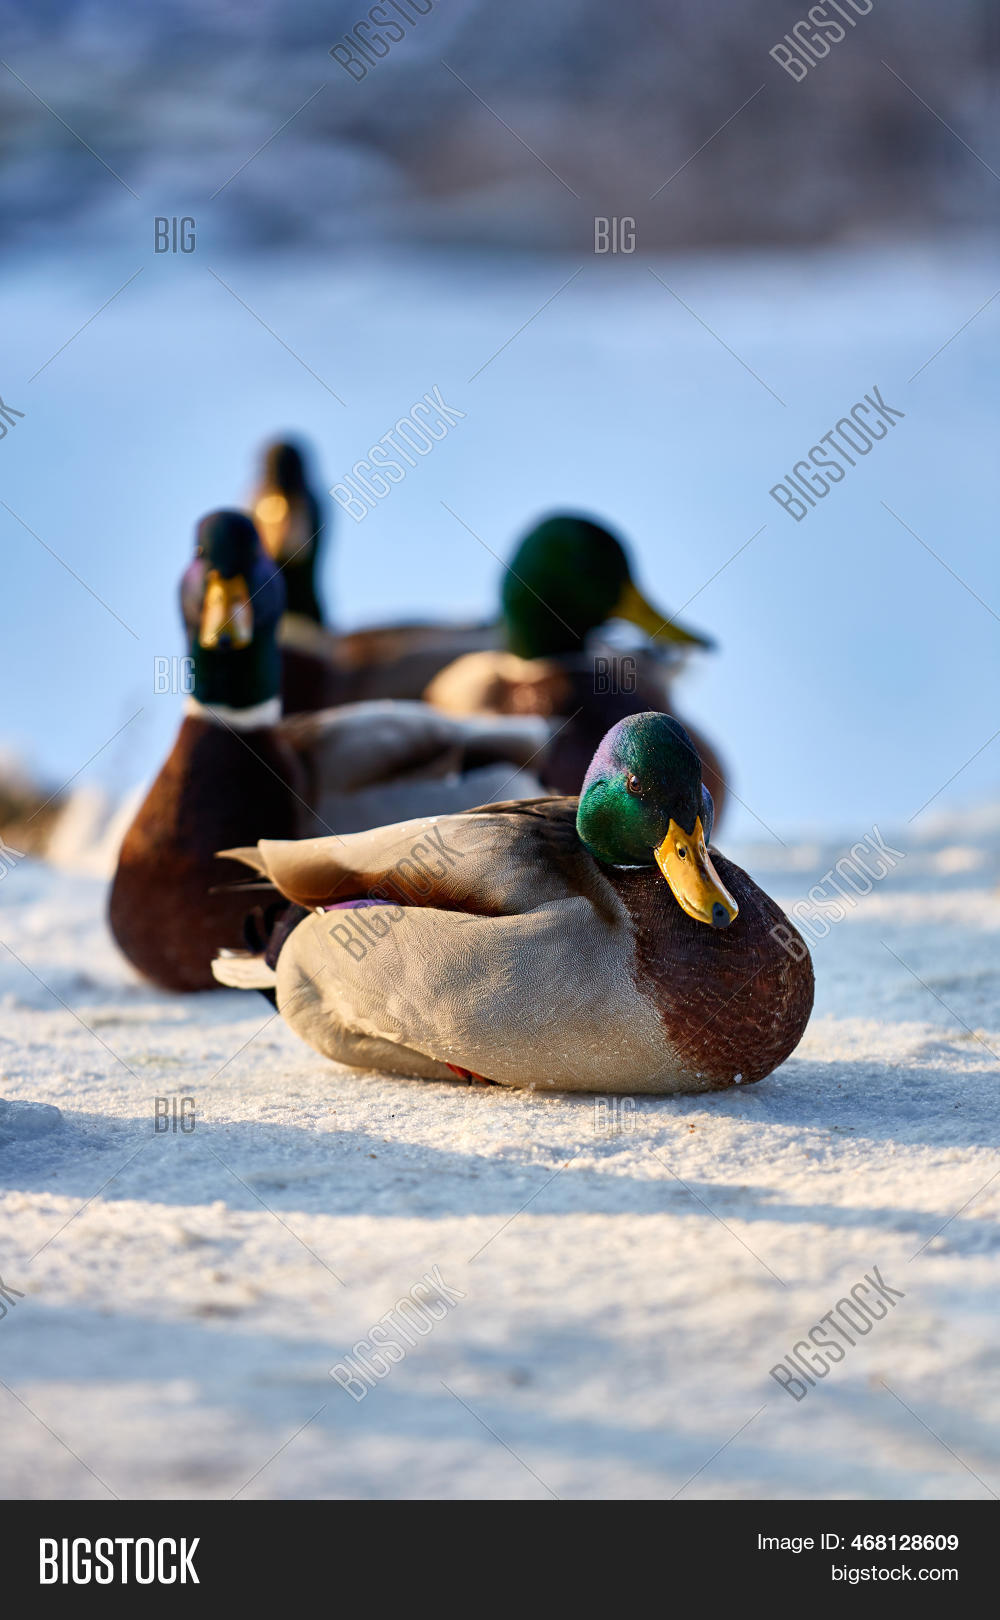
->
xmin=220 ymin=798 xmax=646 ymax=1089
xmin=276 ymin=701 xmax=549 ymax=790
xmin=279 ymin=617 xmax=501 ymax=703
xmin=218 ymin=795 xmax=596 ymax=918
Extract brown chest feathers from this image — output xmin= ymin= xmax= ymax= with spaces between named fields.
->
xmin=605 ymin=851 xmax=814 ymax=1088
xmin=108 ymin=717 xmax=304 ymax=991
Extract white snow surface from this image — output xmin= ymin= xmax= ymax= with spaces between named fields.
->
xmin=1 ymin=802 xmax=999 ymax=1500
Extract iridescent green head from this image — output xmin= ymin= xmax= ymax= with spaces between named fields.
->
xmin=181 ymin=511 xmax=285 ymax=711
xmin=501 ymin=513 xmax=713 ymax=659
xmin=577 ymin=712 xmax=737 ymax=928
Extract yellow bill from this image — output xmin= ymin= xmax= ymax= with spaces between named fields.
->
xmin=199 ymin=571 xmax=254 ymax=650
xmin=254 ymin=493 xmax=291 ymax=560
xmin=613 ymin=578 xmax=715 ymax=649
xmin=654 ymin=816 xmax=738 ymax=928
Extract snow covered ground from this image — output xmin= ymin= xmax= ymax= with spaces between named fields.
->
xmin=1 ymin=799 xmax=998 ymax=1499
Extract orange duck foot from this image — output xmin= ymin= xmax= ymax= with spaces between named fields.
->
xmin=445 ymin=1062 xmax=498 ymax=1085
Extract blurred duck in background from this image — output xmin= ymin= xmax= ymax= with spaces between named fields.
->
xmin=108 ymin=511 xmax=550 ymax=991
xmin=426 ymin=513 xmax=729 ymax=821
xmin=252 ymin=439 xmax=326 ymax=626
xmin=252 ymin=435 xmax=498 ymax=713
xmin=109 ymin=511 xmax=301 ymax=990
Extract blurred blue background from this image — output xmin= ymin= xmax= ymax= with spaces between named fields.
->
xmin=1 ymin=0 xmax=998 ymax=840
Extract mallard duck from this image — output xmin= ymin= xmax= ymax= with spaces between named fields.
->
xmin=252 ymin=439 xmax=326 ymax=625
xmin=425 ymin=513 xmax=729 ymax=818
xmin=251 ymin=437 xmax=340 ymax=715
xmin=213 ymin=712 xmax=812 ymax=1092
xmin=109 ymin=511 xmax=302 ymax=990
xmin=109 ymin=512 xmax=548 ymax=992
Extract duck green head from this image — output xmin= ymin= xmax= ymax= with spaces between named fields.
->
xmin=181 ymin=511 xmax=286 ymax=712
xmin=577 ymin=712 xmax=738 ymax=928
xmin=501 ymin=513 xmax=714 ymax=659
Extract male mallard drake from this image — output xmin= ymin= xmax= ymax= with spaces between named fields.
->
xmin=251 ymin=437 xmax=339 ymax=715
xmin=252 ymin=439 xmax=326 ymax=625
xmin=213 ymin=713 xmax=812 ymax=1091
xmin=109 ymin=511 xmax=303 ymax=990
xmin=109 ymin=512 xmax=549 ymax=992
xmin=425 ymin=513 xmax=729 ymax=818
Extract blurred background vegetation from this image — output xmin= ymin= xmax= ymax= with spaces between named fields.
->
xmin=2 ymin=0 xmax=997 ymax=255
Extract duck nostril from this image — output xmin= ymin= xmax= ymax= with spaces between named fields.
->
xmin=711 ymin=902 xmax=732 ymax=929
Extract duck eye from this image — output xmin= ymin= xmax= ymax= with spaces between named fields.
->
xmin=626 ymin=773 xmax=642 ymax=795
xmin=677 ymin=845 xmax=688 ymax=859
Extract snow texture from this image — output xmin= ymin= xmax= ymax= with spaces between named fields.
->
xmin=1 ymin=799 xmax=998 ymax=1499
